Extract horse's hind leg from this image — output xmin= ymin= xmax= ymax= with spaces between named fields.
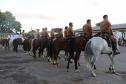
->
xmin=108 ymin=54 xmax=116 ymax=73
xmin=90 ymin=55 xmax=97 ymax=77
xmin=74 ymin=50 xmax=81 ymax=72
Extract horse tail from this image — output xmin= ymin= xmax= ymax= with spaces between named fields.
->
xmin=84 ymin=40 xmax=93 ymax=69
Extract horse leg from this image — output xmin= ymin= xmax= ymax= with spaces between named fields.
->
xmin=74 ymin=50 xmax=81 ymax=72
xmin=53 ymin=50 xmax=59 ymax=65
xmin=108 ymin=54 xmax=116 ymax=73
xmin=66 ymin=55 xmax=71 ymax=72
xmin=90 ymin=55 xmax=97 ymax=77
xmin=65 ymin=50 xmax=68 ymax=61
xmin=47 ymin=46 xmax=52 ymax=62
xmin=32 ymin=48 xmax=36 ymax=58
xmin=90 ymin=65 xmax=96 ymax=77
xmin=13 ymin=44 xmax=18 ymax=52
xmin=77 ymin=50 xmax=81 ymax=66
xmin=38 ymin=47 xmax=42 ymax=58
xmin=16 ymin=45 xmax=18 ymax=52
xmin=67 ymin=50 xmax=74 ymax=72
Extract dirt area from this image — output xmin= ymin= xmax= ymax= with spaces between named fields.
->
xmin=0 ymin=46 xmax=126 ymax=84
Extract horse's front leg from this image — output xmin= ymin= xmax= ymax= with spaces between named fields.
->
xmin=53 ymin=50 xmax=59 ymax=65
xmin=32 ymin=48 xmax=36 ymax=58
xmin=67 ymin=51 xmax=74 ymax=72
xmin=67 ymin=55 xmax=71 ymax=72
xmin=65 ymin=50 xmax=68 ymax=61
xmin=38 ymin=47 xmax=42 ymax=58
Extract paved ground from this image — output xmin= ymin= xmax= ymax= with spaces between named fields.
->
xmin=0 ymin=46 xmax=126 ymax=84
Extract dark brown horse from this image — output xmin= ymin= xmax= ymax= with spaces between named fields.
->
xmin=23 ymin=38 xmax=31 ymax=52
xmin=32 ymin=38 xmax=40 ymax=58
xmin=32 ymin=37 xmax=49 ymax=58
xmin=51 ymin=36 xmax=87 ymax=71
xmin=0 ymin=38 xmax=10 ymax=49
xmin=12 ymin=38 xmax=23 ymax=52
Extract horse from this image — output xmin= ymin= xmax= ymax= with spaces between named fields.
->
xmin=23 ymin=34 xmax=34 ymax=53
xmin=23 ymin=38 xmax=32 ymax=53
xmin=38 ymin=37 xmax=49 ymax=58
xmin=84 ymin=31 xmax=121 ymax=77
xmin=50 ymin=38 xmax=68 ymax=63
xmin=50 ymin=36 xmax=87 ymax=72
xmin=32 ymin=37 xmax=49 ymax=58
xmin=113 ymin=31 xmax=124 ymax=46
xmin=12 ymin=38 xmax=23 ymax=52
xmin=32 ymin=38 xmax=40 ymax=58
xmin=0 ymin=38 xmax=9 ymax=49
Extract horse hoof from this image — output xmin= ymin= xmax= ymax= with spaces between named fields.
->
xmin=78 ymin=63 xmax=81 ymax=66
xmin=109 ymin=69 xmax=112 ymax=72
xmin=67 ymin=69 xmax=69 ymax=72
xmin=91 ymin=70 xmax=96 ymax=77
xmin=112 ymin=71 xmax=116 ymax=74
xmin=75 ymin=70 xmax=80 ymax=73
xmin=33 ymin=56 xmax=36 ymax=59
xmin=69 ymin=60 xmax=72 ymax=63
xmin=48 ymin=59 xmax=50 ymax=62
xmin=111 ymin=69 xmax=116 ymax=74
xmin=94 ymin=65 xmax=96 ymax=70
xmin=91 ymin=72 xmax=96 ymax=77
xmin=53 ymin=61 xmax=57 ymax=65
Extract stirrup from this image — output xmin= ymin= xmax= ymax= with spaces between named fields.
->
xmin=113 ymin=51 xmax=120 ymax=55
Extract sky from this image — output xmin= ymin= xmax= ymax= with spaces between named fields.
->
xmin=0 ymin=0 xmax=126 ymax=32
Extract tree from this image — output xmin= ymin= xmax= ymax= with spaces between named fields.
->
xmin=0 ymin=11 xmax=21 ymax=33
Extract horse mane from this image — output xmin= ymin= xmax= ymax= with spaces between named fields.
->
xmin=93 ymin=32 xmax=101 ymax=37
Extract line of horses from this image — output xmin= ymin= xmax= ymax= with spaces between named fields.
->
xmin=0 ymin=31 xmax=125 ymax=77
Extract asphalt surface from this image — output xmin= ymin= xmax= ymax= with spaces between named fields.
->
xmin=0 ymin=46 xmax=126 ymax=84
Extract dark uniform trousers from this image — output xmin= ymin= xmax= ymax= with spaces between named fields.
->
xmin=101 ymin=32 xmax=118 ymax=54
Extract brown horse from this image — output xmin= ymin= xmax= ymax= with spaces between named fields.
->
xmin=32 ymin=37 xmax=49 ymax=58
xmin=0 ymin=38 xmax=10 ymax=49
xmin=51 ymin=36 xmax=87 ymax=71
xmin=23 ymin=38 xmax=31 ymax=52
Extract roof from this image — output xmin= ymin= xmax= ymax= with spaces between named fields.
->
xmin=75 ymin=23 xmax=126 ymax=32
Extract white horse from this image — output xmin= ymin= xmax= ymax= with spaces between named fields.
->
xmin=84 ymin=31 xmax=122 ymax=77
xmin=113 ymin=31 xmax=123 ymax=46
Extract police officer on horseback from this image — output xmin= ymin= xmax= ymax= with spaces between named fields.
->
xmin=44 ymin=27 xmax=49 ymax=38
xmin=83 ymin=19 xmax=92 ymax=43
xmin=56 ymin=28 xmax=63 ymax=38
xmin=100 ymin=15 xmax=120 ymax=55
xmin=64 ymin=26 xmax=68 ymax=38
xmin=50 ymin=29 xmax=55 ymax=39
xmin=33 ymin=29 xmax=40 ymax=39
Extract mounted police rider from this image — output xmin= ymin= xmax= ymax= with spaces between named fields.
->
xmin=100 ymin=15 xmax=120 ymax=55
xmin=83 ymin=19 xmax=92 ymax=43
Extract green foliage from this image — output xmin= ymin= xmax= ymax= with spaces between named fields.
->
xmin=0 ymin=11 xmax=21 ymax=33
